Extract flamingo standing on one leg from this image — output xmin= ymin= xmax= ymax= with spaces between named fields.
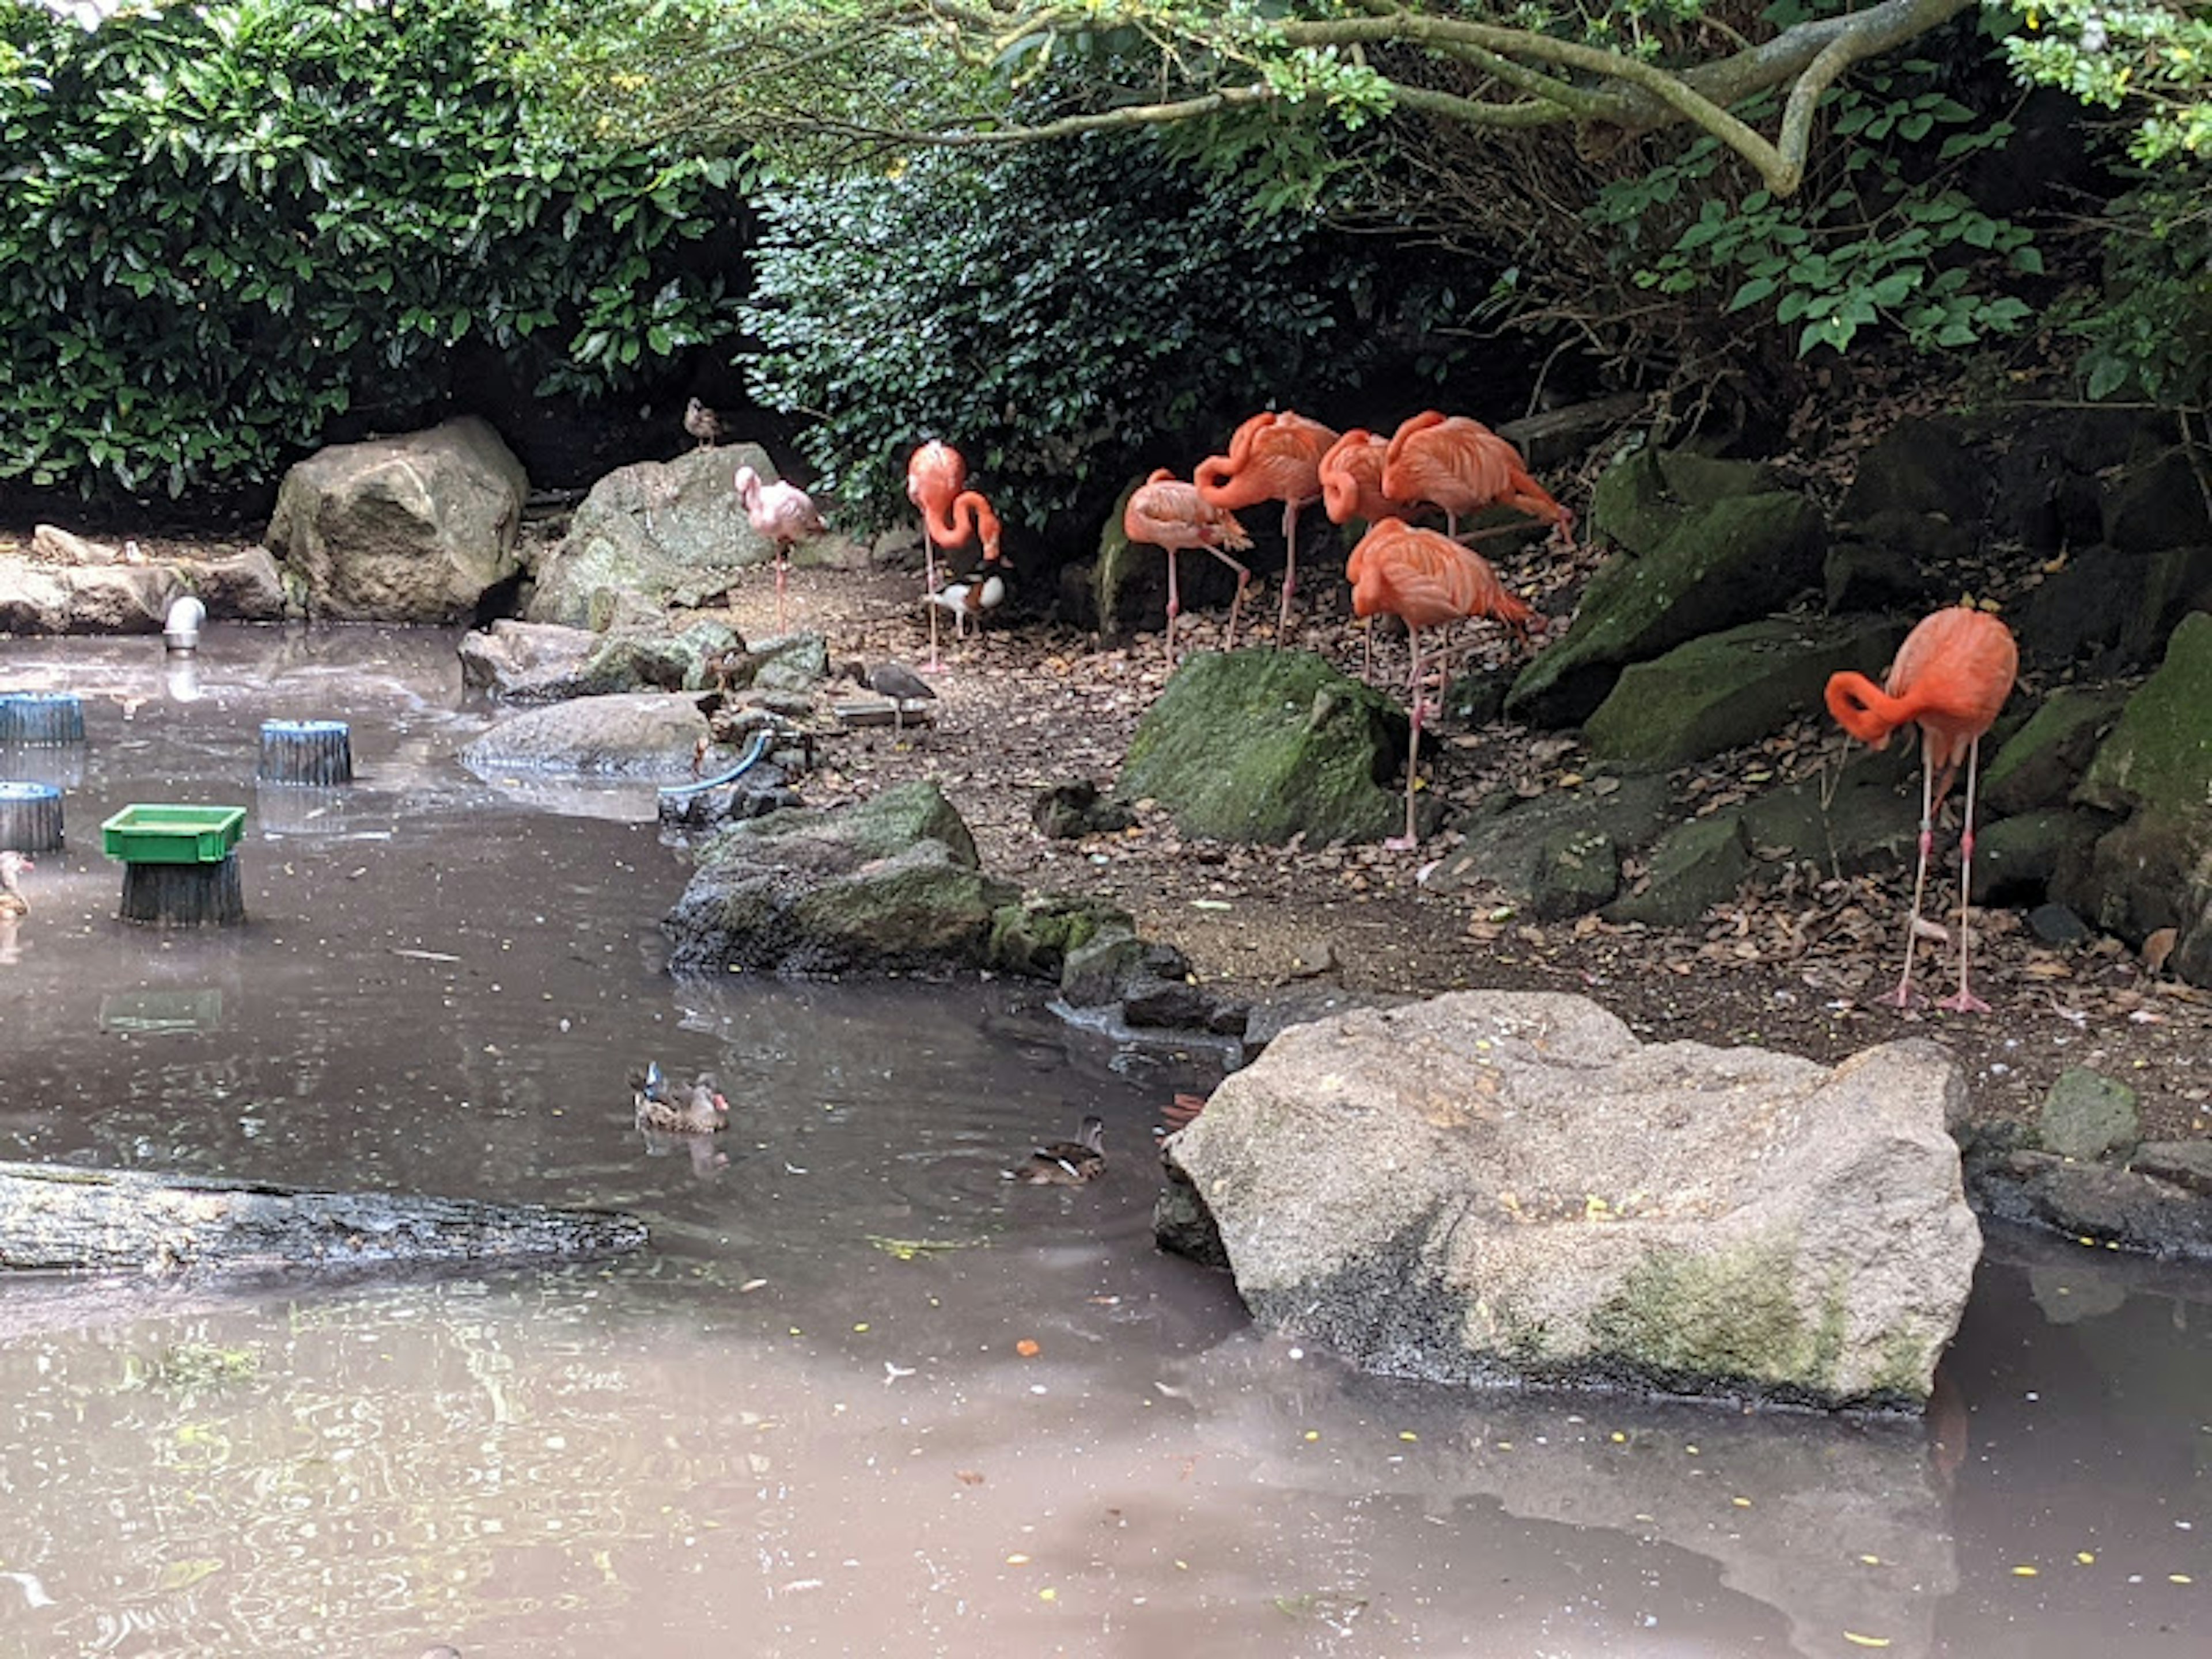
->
xmin=1123 ymin=468 xmax=1254 ymax=665
xmin=1320 ymin=427 xmax=1426 ymax=680
xmin=733 ymin=464 xmax=825 ymax=635
xmin=1195 ymin=411 xmax=1338 ymax=643
xmin=1349 ymin=519 xmax=1540 ymax=850
xmin=905 ymin=441 xmax=1002 ymax=671
xmin=1381 ymin=410 xmax=1574 ymax=546
xmin=1825 ymin=606 xmax=2018 ymax=1013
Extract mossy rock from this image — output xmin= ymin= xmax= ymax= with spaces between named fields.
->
xmin=1838 ymin=416 xmax=1984 ymax=524
xmin=1590 ymin=446 xmax=1777 ymax=555
xmin=1970 ymin=809 xmax=2107 ymax=907
xmin=1607 ymin=814 xmax=1754 ymax=927
xmin=1427 ymin=773 xmax=1673 ymax=908
xmin=988 ymin=893 xmax=1134 ymax=981
xmin=1506 ymin=490 xmax=1827 ymax=728
xmin=2037 ymin=1069 xmax=2141 ymax=1162
xmin=2076 ymin=612 xmax=2212 ymax=825
xmin=1119 ymin=650 xmax=1406 ymax=845
xmin=1982 ymin=686 xmax=2129 ymax=816
xmin=1582 ymin=615 xmax=1907 ymax=770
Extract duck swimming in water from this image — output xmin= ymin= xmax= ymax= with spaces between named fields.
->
xmin=629 ymin=1063 xmax=729 ymax=1135
xmin=1012 ymin=1116 xmax=1107 ymax=1185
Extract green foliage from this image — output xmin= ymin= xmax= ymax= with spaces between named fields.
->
xmin=739 ymin=133 xmax=1451 ymax=534
xmin=2070 ymin=174 xmax=2212 ymax=404
xmin=1587 ymin=65 xmax=2040 ymax=359
xmin=0 ymin=0 xmax=745 ymax=498
xmin=1995 ymin=2 xmax=2211 ymax=165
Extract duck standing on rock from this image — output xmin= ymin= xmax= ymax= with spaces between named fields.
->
xmin=0 ymin=851 xmax=31 ymax=918
xmin=630 ymin=1063 xmax=729 ymax=1135
xmin=684 ymin=398 xmax=725 ymax=449
xmin=1013 ymin=1116 xmax=1107 ymax=1185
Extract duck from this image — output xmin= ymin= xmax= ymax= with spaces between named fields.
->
xmin=0 ymin=850 xmax=31 ymax=918
xmin=629 ymin=1062 xmax=729 ymax=1135
xmin=1013 ymin=1116 xmax=1107 ymax=1185
xmin=684 ymin=397 xmax=724 ymax=448
xmin=922 ymin=570 xmax=1006 ymax=641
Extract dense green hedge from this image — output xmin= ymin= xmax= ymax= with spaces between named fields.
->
xmin=741 ymin=130 xmax=1457 ymax=537
xmin=0 ymin=0 xmax=744 ymax=498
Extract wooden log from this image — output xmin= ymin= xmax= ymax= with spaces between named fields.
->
xmin=0 ymin=781 xmax=65 ymax=852
xmin=258 ymin=718 xmax=354 ymax=785
xmin=0 ymin=691 xmax=86 ymax=745
xmin=120 ymin=851 xmax=247 ymax=926
xmin=0 ymin=1161 xmax=648 ymax=1275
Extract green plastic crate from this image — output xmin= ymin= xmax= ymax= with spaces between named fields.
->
xmin=101 ymin=804 xmax=247 ymax=864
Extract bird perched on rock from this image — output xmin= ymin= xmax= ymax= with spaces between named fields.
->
xmin=630 ymin=1063 xmax=729 ymax=1135
xmin=1349 ymin=519 xmax=1540 ymax=850
xmin=922 ymin=570 xmax=1006 ymax=641
xmin=1196 ymin=410 xmax=1338 ymax=643
xmin=733 ymin=463 xmax=826 ymax=634
xmin=1381 ymin=409 xmax=1574 ymax=545
xmin=1825 ymin=605 xmax=2018 ymax=1013
xmin=1122 ymin=468 xmax=1255 ymax=664
xmin=684 ymin=397 xmax=724 ymax=449
xmin=844 ymin=660 xmax=937 ymax=736
xmin=1012 ymin=1116 xmax=1107 ymax=1185
xmin=0 ymin=850 xmax=31 ymax=918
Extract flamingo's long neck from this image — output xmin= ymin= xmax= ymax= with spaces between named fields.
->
xmin=1825 ymin=672 xmax=1921 ymax=746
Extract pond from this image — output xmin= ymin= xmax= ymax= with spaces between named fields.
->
xmin=0 ymin=629 xmax=2202 ymax=1657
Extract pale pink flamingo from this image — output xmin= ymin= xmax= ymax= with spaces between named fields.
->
xmin=733 ymin=464 xmax=825 ymax=634
xmin=1123 ymin=468 xmax=1254 ymax=665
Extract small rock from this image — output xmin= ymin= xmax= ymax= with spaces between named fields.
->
xmin=2027 ymin=903 xmax=2092 ymax=944
xmin=2037 ymin=1067 xmax=2141 ymax=1162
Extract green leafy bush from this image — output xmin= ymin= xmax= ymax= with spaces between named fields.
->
xmin=738 ymin=132 xmax=1453 ymax=537
xmin=1586 ymin=65 xmax=2041 ymax=361
xmin=2070 ymin=174 xmax=2212 ymax=404
xmin=0 ymin=0 xmax=744 ymax=498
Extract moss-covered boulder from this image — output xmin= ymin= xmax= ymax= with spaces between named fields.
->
xmin=1583 ymin=615 xmax=1907 ymax=770
xmin=2060 ymin=615 xmax=2212 ymax=984
xmin=1166 ymin=992 xmax=1980 ymax=1409
xmin=1507 ymin=488 xmax=1826 ymax=728
xmin=1426 ymin=773 xmax=1673 ymax=912
xmin=1982 ymin=686 xmax=2128 ymax=815
xmin=1589 ymin=447 xmax=1777 ymax=555
xmin=1118 ymin=650 xmax=1406 ymax=844
xmin=661 ymin=781 xmax=1013 ymax=975
xmin=987 ymin=893 xmax=1134 ymax=981
xmin=1607 ymin=814 xmax=1755 ymax=927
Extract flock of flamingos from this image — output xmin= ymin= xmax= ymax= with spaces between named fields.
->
xmin=719 ymin=403 xmax=2021 ymax=1017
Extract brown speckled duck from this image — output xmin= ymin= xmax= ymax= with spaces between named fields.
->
xmin=1013 ymin=1116 xmax=1106 ymax=1185
xmin=629 ymin=1062 xmax=729 ymax=1135
xmin=0 ymin=850 xmax=31 ymax=918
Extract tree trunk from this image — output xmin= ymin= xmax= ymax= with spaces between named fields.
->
xmin=0 ymin=1161 xmax=647 ymax=1275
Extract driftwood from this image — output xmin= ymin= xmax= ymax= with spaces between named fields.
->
xmin=0 ymin=1161 xmax=647 ymax=1276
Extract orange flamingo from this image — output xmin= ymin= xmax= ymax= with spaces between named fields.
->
xmin=1123 ymin=468 xmax=1254 ymax=664
xmin=1350 ymin=519 xmax=1539 ymax=850
xmin=1195 ymin=411 xmax=1338 ymax=642
xmin=906 ymin=441 xmax=1002 ymax=669
xmin=733 ymin=464 xmax=825 ymax=635
xmin=1381 ymin=410 xmax=1574 ymax=544
xmin=1321 ymin=428 xmax=1426 ymax=679
xmin=1825 ymin=605 xmax=2018 ymax=1012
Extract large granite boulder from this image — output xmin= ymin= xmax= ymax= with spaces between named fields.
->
xmin=1118 ymin=650 xmax=1406 ymax=844
xmin=525 ymin=445 xmax=853 ymax=627
xmin=460 ymin=692 xmax=710 ymax=780
xmin=266 ymin=416 xmax=528 ymax=622
xmin=0 ymin=557 xmax=179 ymax=632
xmin=459 ymin=610 xmax=745 ymax=701
xmin=1165 ymin=991 xmax=1980 ymax=1410
xmin=662 ymin=781 xmax=1020 ymax=976
xmin=1508 ymin=461 xmax=1826 ymax=727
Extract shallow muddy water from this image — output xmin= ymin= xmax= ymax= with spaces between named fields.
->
xmin=1 ymin=629 xmax=2204 ymax=1658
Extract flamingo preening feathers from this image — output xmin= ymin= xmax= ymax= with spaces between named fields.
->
xmin=1195 ymin=411 xmax=1338 ymax=642
xmin=1381 ymin=410 xmax=1574 ymax=545
xmin=1825 ymin=605 xmax=2018 ymax=1013
xmin=732 ymin=464 xmax=825 ymax=635
xmin=1349 ymin=519 xmax=1539 ymax=850
xmin=1123 ymin=468 xmax=1255 ymax=664
xmin=906 ymin=441 xmax=1003 ymax=669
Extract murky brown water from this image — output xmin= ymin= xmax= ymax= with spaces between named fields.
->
xmin=1 ymin=630 xmax=2203 ymax=1658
